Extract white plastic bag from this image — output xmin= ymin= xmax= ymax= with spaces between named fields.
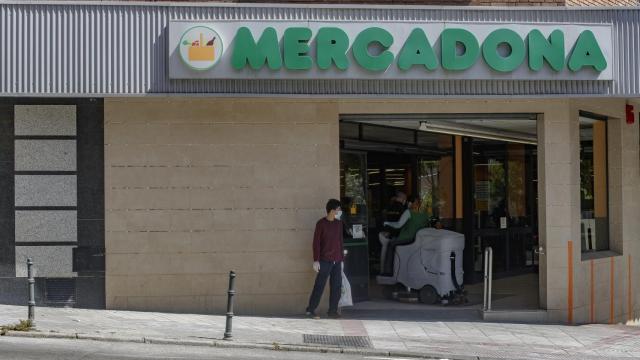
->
xmin=339 ymin=266 xmax=353 ymax=308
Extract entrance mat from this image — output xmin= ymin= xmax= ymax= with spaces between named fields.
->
xmin=302 ymin=334 xmax=372 ymax=348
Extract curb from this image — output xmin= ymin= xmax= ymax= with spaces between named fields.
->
xmin=4 ymin=331 xmax=77 ymax=340
xmin=2 ymin=330 xmax=476 ymax=359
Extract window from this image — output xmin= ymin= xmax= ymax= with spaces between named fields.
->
xmin=339 ymin=122 xmax=359 ymax=140
xmin=418 ymin=133 xmax=454 ymax=226
xmin=579 ymin=115 xmax=609 ymax=252
xmin=361 ymin=125 xmax=415 ymax=145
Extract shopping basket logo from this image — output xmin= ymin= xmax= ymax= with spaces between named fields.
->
xmin=178 ymin=26 xmax=223 ymax=71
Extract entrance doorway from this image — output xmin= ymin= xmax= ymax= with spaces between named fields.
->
xmin=339 ymin=114 xmax=539 ymax=312
xmin=463 ymin=139 xmax=539 ymax=283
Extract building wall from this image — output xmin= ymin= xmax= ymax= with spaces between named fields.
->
xmin=132 ymin=0 xmax=640 ymax=5
xmin=135 ymin=0 xmax=640 ymax=5
xmin=3 ymin=4 xmax=640 ymax=97
xmin=568 ymin=99 xmax=640 ymax=324
xmin=339 ymin=98 xmax=640 ymax=324
xmin=218 ymin=0 xmax=566 ymax=5
xmin=104 ymin=97 xmax=640 ymax=322
xmin=0 ymin=99 xmax=105 ymax=309
xmin=567 ymin=0 xmax=638 ymax=5
xmin=104 ymin=98 xmax=339 ymax=314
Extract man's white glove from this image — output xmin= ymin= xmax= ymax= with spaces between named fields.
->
xmin=313 ymin=261 xmax=321 ymax=273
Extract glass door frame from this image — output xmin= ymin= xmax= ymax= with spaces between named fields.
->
xmin=339 ymin=149 xmax=370 ymax=302
xmin=462 ymin=137 xmax=539 ymax=284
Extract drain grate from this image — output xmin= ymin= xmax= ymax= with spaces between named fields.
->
xmin=303 ymin=334 xmax=372 ymax=348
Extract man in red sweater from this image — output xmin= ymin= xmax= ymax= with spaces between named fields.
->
xmin=305 ymin=199 xmax=344 ymax=319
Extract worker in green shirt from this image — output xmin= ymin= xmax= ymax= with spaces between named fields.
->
xmin=381 ymin=195 xmax=429 ymax=276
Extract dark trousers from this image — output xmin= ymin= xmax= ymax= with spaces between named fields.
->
xmin=383 ymin=238 xmax=414 ymax=275
xmin=306 ymin=261 xmax=342 ymax=314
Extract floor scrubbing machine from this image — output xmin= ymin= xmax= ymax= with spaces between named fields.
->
xmin=376 ymin=228 xmax=466 ymax=305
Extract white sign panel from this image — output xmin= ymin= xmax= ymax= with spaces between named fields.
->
xmin=352 ymin=224 xmax=364 ymax=239
xmin=168 ymin=20 xmax=613 ymax=81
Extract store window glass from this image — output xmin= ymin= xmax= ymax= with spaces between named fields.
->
xmin=340 ymin=122 xmax=360 ymax=140
xmin=362 ymin=125 xmax=414 ymax=145
xmin=473 ymin=140 xmax=507 ymax=229
xmin=507 ymin=144 xmax=527 ymax=225
xmin=471 ymin=139 xmax=537 ymax=273
xmin=580 ymin=116 xmax=609 ymax=252
xmin=418 ymin=133 xmax=454 ymax=227
xmin=340 ymin=152 xmax=367 ymax=214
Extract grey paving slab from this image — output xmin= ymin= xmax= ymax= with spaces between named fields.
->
xmin=368 ymin=339 xmax=407 ymax=350
xmin=389 ymin=322 xmax=427 ymax=339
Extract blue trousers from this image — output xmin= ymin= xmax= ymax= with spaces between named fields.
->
xmin=306 ymin=261 xmax=342 ymax=314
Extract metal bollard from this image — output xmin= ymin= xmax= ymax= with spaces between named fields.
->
xmin=488 ymin=247 xmax=493 ymax=311
xmin=483 ymin=250 xmax=488 ymax=310
xmin=483 ymin=247 xmax=493 ymax=311
xmin=223 ymin=271 xmax=236 ymax=340
xmin=27 ymin=258 xmax=35 ymax=325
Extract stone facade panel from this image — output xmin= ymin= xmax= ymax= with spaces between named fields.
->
xmin=105 ymin=98 xmax=338 ymax=314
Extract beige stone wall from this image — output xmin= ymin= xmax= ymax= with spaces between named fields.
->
xmin=104 ymin=97 xmax=640 ymax=321
xmin=537 ymin=98 xmax=640 ymax=324
xmin=568 ymin=99 xmax=640 ymax=325
xmin=536 ymin=101 xmax=576 ymax=321
xmin=166 ymin=0 xmax=567 ymax=6
xmin=104 ymin=98 xmax=339 ymax=315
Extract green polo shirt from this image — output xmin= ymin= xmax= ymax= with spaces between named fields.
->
xmin=397 ymin=210 xmax=429 ymax=242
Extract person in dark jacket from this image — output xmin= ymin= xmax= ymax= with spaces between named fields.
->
xmin=305 ymin=199 xmax=344 ymax=319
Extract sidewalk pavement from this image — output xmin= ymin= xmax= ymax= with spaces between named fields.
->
xmin=1 ymin=304 xmax=640 ymax=360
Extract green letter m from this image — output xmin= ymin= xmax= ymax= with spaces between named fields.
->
xmin=232 ymin=27 xmax=282 ymax=70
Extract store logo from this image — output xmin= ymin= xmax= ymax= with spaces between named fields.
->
xmin=231 ymin=27 xmax=607 ymax=74
xmin=178 ymin=26 xmax=223 ymax=71
xmin=170 ymin=21 xmax=613 ymax=80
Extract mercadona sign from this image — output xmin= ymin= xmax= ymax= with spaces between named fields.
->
xmin=168 ymin=21 xmax=613 ymax=81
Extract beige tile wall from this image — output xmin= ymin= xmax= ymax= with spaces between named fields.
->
xmin=104 ymin=98 xmax=339 ymax=315
xmin=537 ymin=103 xmax=576 ymax=316
xmin=568 ymin=99 xmax=640 ymax=325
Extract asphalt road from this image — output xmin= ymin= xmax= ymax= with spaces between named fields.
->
xmin=0 ymin=337 xmax=431 ymax=360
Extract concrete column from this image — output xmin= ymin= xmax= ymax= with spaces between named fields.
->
xmin=619 ymin=101 xmax=640 ymax=323
xmin=537 ymin=102 xmax=580 ymax=322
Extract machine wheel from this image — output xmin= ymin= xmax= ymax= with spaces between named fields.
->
xmin=418 ymin=285 xmax=439 ymax=305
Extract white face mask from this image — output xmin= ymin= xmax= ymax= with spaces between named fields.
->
xmin=334 ymin=210 xmax=343 ymax=220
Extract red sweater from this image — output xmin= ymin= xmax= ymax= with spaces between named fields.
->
xmin=312 ymin=217 xmax=344 ymax=262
